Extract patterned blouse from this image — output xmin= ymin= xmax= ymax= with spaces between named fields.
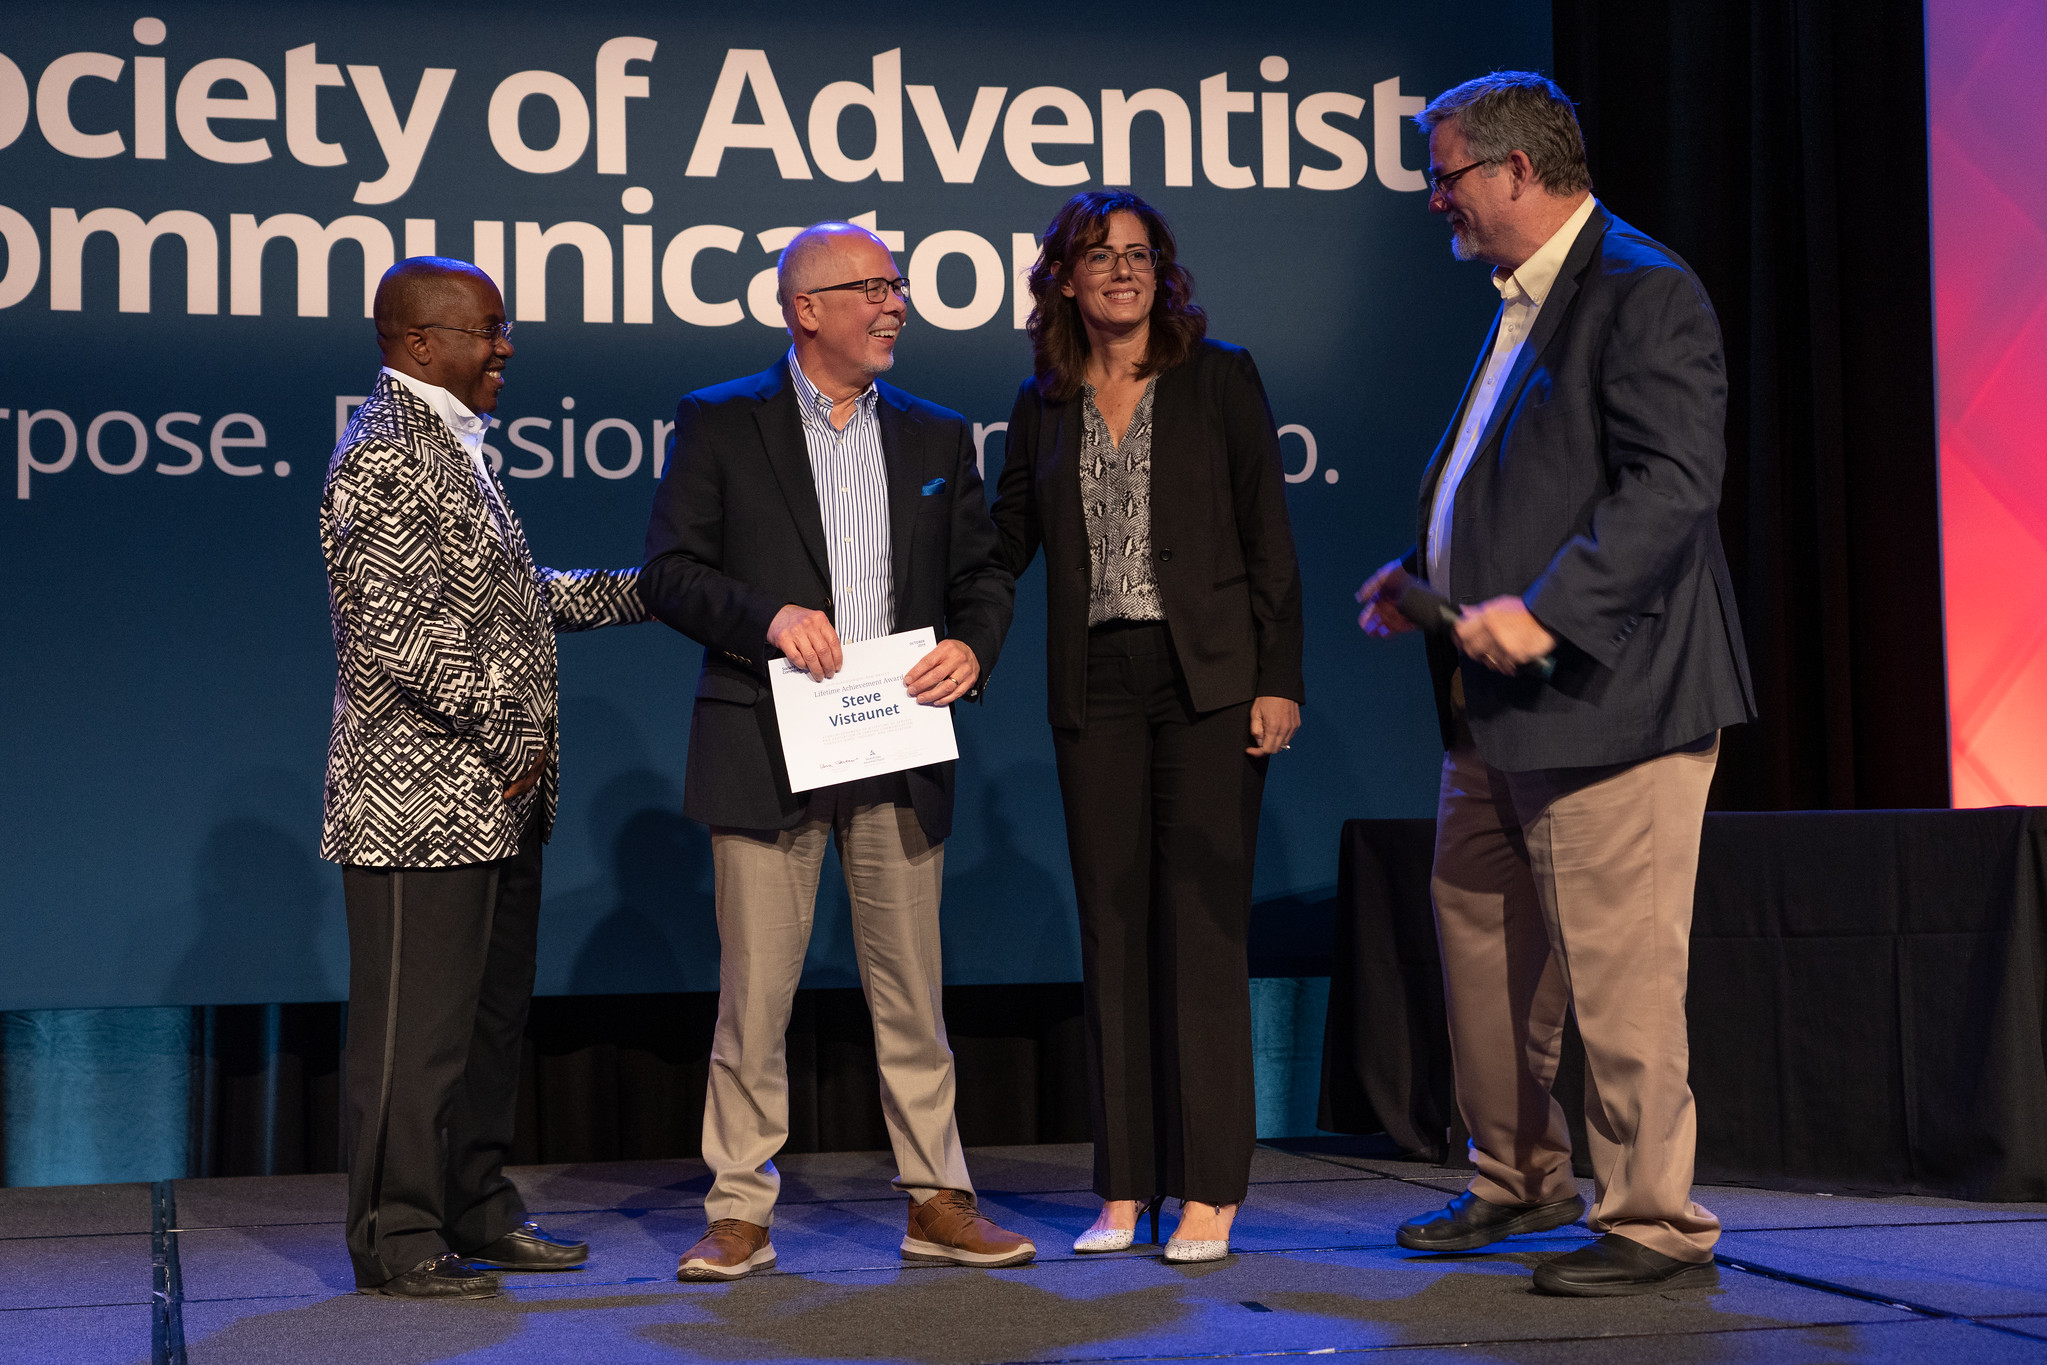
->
xmin=1079 ymin=377 xmax=1164 ymax=626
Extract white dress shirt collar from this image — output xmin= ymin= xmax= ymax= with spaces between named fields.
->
xmin=1491 ymin=194 xmax=1599 ymax=310
xmin=380 ymin=366 xmax=493 ymax=457
xmin=1423 ymin=196 xmax=1600 ymax=593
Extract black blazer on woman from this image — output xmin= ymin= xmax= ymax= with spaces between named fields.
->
xmin=993 ymin=338 xmax=1304 ymax=729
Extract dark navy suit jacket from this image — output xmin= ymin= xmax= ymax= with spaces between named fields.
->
xmin=1412 ymin=204 xmax=1756 ymax=770
xmin=640 ymin=360 xmax=1014 ymax=841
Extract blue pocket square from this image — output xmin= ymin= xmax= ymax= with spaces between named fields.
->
xmin=920 ymin=477 xmax=947 ymax=496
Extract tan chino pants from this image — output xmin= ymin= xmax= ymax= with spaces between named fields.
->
xmin=702 ymin=779 xmax=972 ymax=1225
xmin=1430 ymin=735 xmax=1722 ymax=1262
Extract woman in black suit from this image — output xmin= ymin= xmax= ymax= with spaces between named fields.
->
xmin=992 ymin=190 xmax=1304 ymax=1263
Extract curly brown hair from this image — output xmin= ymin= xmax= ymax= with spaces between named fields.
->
xmin=1025 ymin=190 xmax=1206 ymax=402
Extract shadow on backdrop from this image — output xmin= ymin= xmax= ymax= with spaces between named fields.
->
xmin=943 ymin=760 xmax=1076 ymax=982
xmin=162 ymin=767 xmax=339 ymax=1005
xmin=561 ymin=769 xmax=714 ymax=995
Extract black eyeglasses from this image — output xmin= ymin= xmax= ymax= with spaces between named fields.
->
xmin=1077 ymin=246 xmax=1161 ymax=274
xmin=421 ymin=321 xmax=515 ymax=341
xmin=808 ymin=276 xmax=910 ymax=303
xmin=1427 ymin=159 xmax=1498 ymax=196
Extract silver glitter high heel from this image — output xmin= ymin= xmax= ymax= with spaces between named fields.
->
xmin=1072 ymin=1225 xmax=1133 ymax=1253
xmin=1162 ymin=1200 xmax=1237 ymax=1264
xmin=1073 ymin=1196 xmax=1162 ymax=1254
xmin=1162 ymin=1236 xmax=1230 ymax=1263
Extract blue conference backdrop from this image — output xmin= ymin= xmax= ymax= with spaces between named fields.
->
xmin=0 ymin=0 xmax=1548 ymax=1008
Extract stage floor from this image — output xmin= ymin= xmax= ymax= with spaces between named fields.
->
xmin=4 ymin=1141 xmax=2045 ymax=1364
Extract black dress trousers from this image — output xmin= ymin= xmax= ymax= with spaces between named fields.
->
xmin=1053 ymin=622 xmax=1266 ymax=1207
xmin=340 ymin=812 xmax=541 ymax=1287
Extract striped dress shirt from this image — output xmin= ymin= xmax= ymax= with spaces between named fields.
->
xmin=787 ymin=349 xmax=894 ymax=644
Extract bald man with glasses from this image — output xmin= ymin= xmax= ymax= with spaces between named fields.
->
xmin=642 ymin=222 xmax=1026 ymax=1280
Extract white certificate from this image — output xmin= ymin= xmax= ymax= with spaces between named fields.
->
xmin=769 ymin=627 xmax=959 ymax=793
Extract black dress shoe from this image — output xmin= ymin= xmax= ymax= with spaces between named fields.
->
xmin=363 ymin=1254 xmax=500 ymax=1299
xmin=463 ymin=1221 xmax=589 ymax=1271
xmin=1533 ymin=1232 xmax=1719 ymax=1296
xmin=1396 ymin=1190 xmax=1587 ymax=1252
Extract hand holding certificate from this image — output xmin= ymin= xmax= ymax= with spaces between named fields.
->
xmin=770 ymin=628 xmax=964 ymax=792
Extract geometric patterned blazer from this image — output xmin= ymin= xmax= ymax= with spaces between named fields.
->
xmin=319 ymin=373 xmax=648 ymax=867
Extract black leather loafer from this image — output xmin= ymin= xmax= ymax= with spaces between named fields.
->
xmin=363 ymin=1253 xmax=500 ymax=1299
xmin=1396 ymin=1190 xmax=1587 ymax=1252
xmin=1533 ymin=1232 xmax=1719 ymax=1296
xmin=463 ymin=1221 xmax=589 ymax=1271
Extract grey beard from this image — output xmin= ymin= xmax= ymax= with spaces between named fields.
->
xmin=1450 ymin=228 xmax=1483 ymax=262
xmin=858 ymin=349 xmax=897 ymax=379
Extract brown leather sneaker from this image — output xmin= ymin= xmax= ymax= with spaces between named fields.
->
xmin=677 ymin=1218 xmax=776 ymax=1281
xmin=902 ymin=1191 xmax=1036 ymax=1267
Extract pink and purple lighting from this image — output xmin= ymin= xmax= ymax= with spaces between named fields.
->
xmin=1928 ymin=0 xmax=2047 ymax=806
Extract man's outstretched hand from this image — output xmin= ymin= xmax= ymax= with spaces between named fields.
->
xmin=768 ymin=604 xmax=844 ymax=682
xmin=1356 ymin=560 xmax=1418 ymax=637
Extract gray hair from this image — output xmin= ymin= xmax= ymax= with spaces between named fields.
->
xmin=776 ymin=222 xmax=886 ymax=306
xmin=1416 ymin=72 xmax=1592 ymax=196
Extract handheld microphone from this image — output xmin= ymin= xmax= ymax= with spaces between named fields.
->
xmin=1394 ymin=581 xmax=1556 ymax=681
xmin=1394 ymin=581 xmax=1462 ymax=634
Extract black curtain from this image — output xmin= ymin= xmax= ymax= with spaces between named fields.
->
xmin=186 ymin=986 xmax=1093 ymax=1179
xmin=190 ymin=1004 xmax=347 ymax=1177
xmin=180 ymin=906 xmax=1337 ymax=1180
xmin=1552 ymin=0 xmax=1948 ymax=810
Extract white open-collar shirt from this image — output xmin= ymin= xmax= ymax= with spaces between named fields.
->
xmin=1425 ymin=194 xmax=1599 ymax=594
xmin=380 ymin=366 xmax=511 ymax=545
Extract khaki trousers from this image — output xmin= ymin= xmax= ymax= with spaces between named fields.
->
xmin=1431 ymin=736 xmax=1722 ymax=1262
xmin=703 ymin=779 xmax=971 ymax=1225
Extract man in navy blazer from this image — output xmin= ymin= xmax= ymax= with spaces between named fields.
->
xmin=641 ymin=222 xmax=1027 ymax=1280
xmin=1358 ymin=74 xmax=1756 ymax=1296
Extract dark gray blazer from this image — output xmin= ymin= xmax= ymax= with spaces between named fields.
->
xmin=1412 ymin=204 xmax=1756 ymax=770
xmin=640 ymin=360 xmax=1014 ymax=842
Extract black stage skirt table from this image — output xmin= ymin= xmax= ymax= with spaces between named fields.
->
xmin=1318 ymin=808 xmax=2047 ymax=1200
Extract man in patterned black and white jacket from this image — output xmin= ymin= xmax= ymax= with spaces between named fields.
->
xmin=320 ymin=257 xmax=650 ymax=1299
